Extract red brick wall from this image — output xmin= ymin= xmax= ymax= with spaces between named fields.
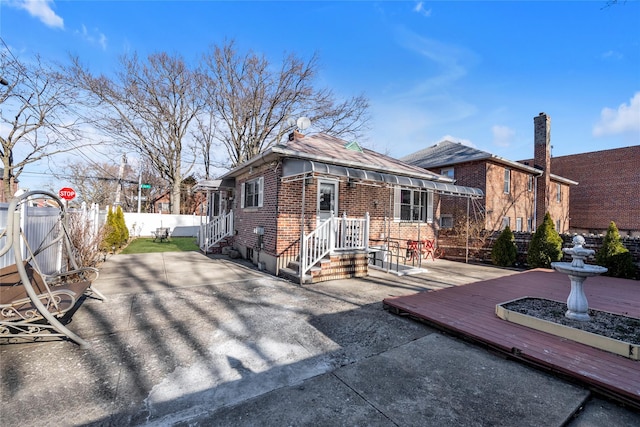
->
xmin=437 ymin=160 xmax=486 ymax=229
xmin=233 ymin=163 xmax=280 ymax=257
xmin=550 ymin=146 xmax=640 ymax=235
xmin=434 ymin=159 xmax=569 ymax=233
xmin=275 ymin=176 xmax=438 ymax=254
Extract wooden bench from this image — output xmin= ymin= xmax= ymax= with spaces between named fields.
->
xmin=152 ymin=227 xmax=170 ymax=242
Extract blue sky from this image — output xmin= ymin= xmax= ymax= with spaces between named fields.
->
xmin=1 ymin=0 xmax=639 ymax=190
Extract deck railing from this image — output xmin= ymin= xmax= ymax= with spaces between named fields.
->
xmin=300 ymin=212 xmax=369 ymax=277
xmin=198 ymin=210 xmax=233 ymax=253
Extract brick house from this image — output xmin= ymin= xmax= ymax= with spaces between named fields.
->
xmin=402 ymin=113 xmax=576 ymax=233
xmin=527 ymin=145 xmax=640 ymax=236
xmin=199 ymin=132 xmax=482 ymax=282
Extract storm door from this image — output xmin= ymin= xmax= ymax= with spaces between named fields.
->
xmin=317 ymin=180 xmax=338 ymax=222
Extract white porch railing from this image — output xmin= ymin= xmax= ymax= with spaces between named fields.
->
xmin=198 ymin=210 xmax=234 ymax=253
xmin=300 ymin=212 xmax=369 ymax=277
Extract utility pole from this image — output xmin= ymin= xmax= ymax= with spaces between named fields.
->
xmin=137 ymin=167 xmax=142 ymax=213
xmin=114 ymin=153 xmax=127 ymax=206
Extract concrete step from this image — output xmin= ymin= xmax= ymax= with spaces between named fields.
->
xmin=279 ymin=267 xmax=313 ymax=284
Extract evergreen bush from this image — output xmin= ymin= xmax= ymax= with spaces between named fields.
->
xmin=115 ymin=206 xmax=129 ymax=244
xmin=526 ymin=212 xmax=563 ymax=269
xmin=595 ymin=221 xmax=637 ymax=279
xmin=491 ymin=226 xmax=517 ymax=267
xmin=102 ymin=206 xmax=120 ymax=251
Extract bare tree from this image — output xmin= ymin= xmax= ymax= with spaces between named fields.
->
xmin=191 ymin=111 xmax=223 ymax=179
xmin=0 ymin=52 xmax=94 ymax=201
xmin=59 ymin=160 xmax=122 ymax=206
xmin=71 ymin=52 xmax=202 ymax=214
xmin=200 ymin=40 xmax=370 ymax=167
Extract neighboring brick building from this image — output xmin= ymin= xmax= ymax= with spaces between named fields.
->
xmin=538 ymin=146 xmax=640 ymax=236
xmin=205 ymin=132 xmax=483 ymax=280
xmin=402 ymin=113 xmax=576 ymax=233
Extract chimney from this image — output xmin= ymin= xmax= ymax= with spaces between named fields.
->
xmin=287 ymin=130 xmax=305 ymax=141
xmin=534 ymin=112 xmax=551 ymax=228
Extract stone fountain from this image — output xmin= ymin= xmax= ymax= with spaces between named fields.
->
xmin=551 ymin=235 xmax=608 ymax=321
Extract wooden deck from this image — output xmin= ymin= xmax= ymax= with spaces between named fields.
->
xmin=383 ymin=268 xmax=640 ymax=409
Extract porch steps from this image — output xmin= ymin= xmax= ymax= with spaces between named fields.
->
xmin=279 ymin=251 xmax=369 ymax=284
xmin=203 ymin=237 xmax=233 ymax=255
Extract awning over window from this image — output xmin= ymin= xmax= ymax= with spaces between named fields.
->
xmin=282 ymin=159 xmax=484 ymax=198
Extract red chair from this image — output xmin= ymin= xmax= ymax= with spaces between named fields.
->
xmin=423 ymin=239 xmax=435 ymax=261
xmin=406 ymin=240 xmax=420 ymax=262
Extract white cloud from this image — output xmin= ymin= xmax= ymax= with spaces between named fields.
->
xmin=12 ymin=0 xmax=64 ymax=29
xmin=439 ymin=135 xmax=475 ymax=147
xmin=593 ymin=92 xmax=640 ymax=137
xmin=601 ymin=50 xmax=623 ymax=60
xmin=414 ymin=2 xmax=432 ymax=17
xmin=76 ymin=24 xmax=108 ymax=50
xmin=492 ymin=125 xmax=515 ymax=147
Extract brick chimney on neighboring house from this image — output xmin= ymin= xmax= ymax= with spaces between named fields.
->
xmin=534 ymin=112 xmax=551 ymax=229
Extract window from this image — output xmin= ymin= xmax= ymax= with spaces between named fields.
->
xmin=158 ymin=202 xmax=170 ymax=213
xmin=556 ymin=219 xmax=561 ymax=232
xmin=528 ymin=175 xmax=533 ymax=192
xmin=441 ymin=168 xmax=454 ymax=179
xmin=516 ymin=217 xmax=522 ymax=232
xmin=556 ymin=183 xmax=562 ymax=203
xmin=394 ymin=188 xmax=433 ymax=223
xmin=502 ymin=216 xmax=510 ymax=230
xmin=440 ymin=215 xmax=453 ymax=229
xmin=527 ymin=217 xmax=533 ymax=232
xmin=504 ymin=169 xmax=511 ymax=194
xmin=241 ymin=177 xmax=264 ymax=208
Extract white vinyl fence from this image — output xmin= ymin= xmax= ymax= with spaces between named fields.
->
xmin=1 ymin=201 xmax=208 ymax=270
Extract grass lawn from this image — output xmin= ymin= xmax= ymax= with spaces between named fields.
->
xmin=120 ymin=237 xmax=200 ymax=254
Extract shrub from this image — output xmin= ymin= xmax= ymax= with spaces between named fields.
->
xmin=66 ymin=211 xmax=107 ymax=267
xmin=102 ymin=206 xmax=121 ymax=251
xmin=115 ymin=206 xmax=129 ymax=244
xmin=595 ymin=221 xmax=637 ymax=279
xmin=491 ymin=226 xmax=517 ymax=267
xmin=527 ymin=212 xmax=563 ymax=269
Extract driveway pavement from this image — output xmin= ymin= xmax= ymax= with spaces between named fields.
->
xmin=1 ymin=252 xmax=638 ymax=426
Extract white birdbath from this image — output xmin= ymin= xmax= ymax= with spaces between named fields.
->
xmin=551 ymin=236 xmax=607 ymax=321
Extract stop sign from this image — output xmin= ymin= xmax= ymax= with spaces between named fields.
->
xmin=58 ymin=187 xmax=76 ymax=200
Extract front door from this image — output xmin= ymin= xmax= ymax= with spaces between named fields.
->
xmin=318 ymin=180 xmax=338 ymax=222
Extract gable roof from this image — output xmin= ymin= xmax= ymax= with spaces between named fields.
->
xmin=222 ymin=133 xmax=484 ymax=197
xmin=402 ymin=140 xmax=577 ymax=185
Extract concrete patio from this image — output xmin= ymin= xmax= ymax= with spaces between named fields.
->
xmin=1 ymin=252 xmax=638 ymax=426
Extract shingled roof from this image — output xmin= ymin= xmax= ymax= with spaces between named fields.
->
xmin=401 ymin=140 xmax=577 ymax=185
xmin=221 ymin=133 xmax=485 ymax=197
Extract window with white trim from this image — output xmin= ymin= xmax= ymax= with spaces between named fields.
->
xmin=241 ymin=177 xmax=264 ymax=208
xmin=556 ymin=219 xmax=561 ymax=231
xmin=502 ymin=216 xmax=510 ymax=230
xmin=516 ymin=217 xmax=522 ymax=232
xmin=527 ymin=217 xmax=533 ymax=232
xmin=528 ymin=175 xmax=533 ymax=192
xmin=504 ymin=168 xmax=511 ymax=194
xmin=440 ymin=168 xmax=454 ymax=179
xmin=556 ymin=183 xmax=562 ymax=203
xmin=393 ymin=188 xmax=433 ymax=223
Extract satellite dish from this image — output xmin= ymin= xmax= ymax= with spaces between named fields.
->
xmin=286 ymin=116 xmax=296 ymax=128
xmin=296 ymin=117 xmax=311 ymax=131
